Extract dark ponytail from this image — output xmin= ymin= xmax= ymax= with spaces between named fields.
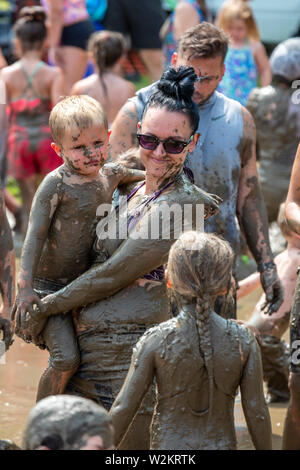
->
xmin=14 ymin=6 xmax=47 ymax=52
xmin=88 ymin=30 xmax=126 ymax=99
xmin=142 ymin=66 xmax=200 ymax=133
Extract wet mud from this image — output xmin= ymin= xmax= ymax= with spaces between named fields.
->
xmin=0 ymin=287 xmax=289 ymax=449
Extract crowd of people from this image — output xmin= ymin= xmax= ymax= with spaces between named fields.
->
xmin=0 ymin=0 xmax=300 ymax=451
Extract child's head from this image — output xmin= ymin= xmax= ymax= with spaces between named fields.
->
xmin=167 ymin=231 xmax=234 ymax=417
xmin=13 ymin=6 xmax=47 ymax=53
xmin=216 ymin=0 xmax=260 ymax=43
xmin=88 ymin=30 xmax=126 ymax=73
xmin=50 ymin=95 xmax=109 ymax=176
xmin=167 ymin=231 xmax=234 ymax=303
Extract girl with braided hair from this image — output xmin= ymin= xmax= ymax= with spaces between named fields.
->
xmin=111 ymin=231 xmax=272 ymax=450
xmin=71 ymin=30 xmax=135 ymax=127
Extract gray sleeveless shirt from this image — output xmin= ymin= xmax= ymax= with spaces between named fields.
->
xmin=130 ymin=85 xmax=244 ymax=253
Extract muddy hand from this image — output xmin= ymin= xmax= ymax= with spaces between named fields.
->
xmin=0 ymin=316 xmax=14 ymax=351
xmin=27 ymin=305 xmax=47 ymax=347
xmin=260 ymin=267 xmax=284 ymax=315
xmin=204 ymin=193 xmax=223 ymax=219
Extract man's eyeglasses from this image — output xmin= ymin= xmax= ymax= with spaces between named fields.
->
xmin=195 ymin=74 xmax=220 ymax=84
xmin=136 ymin=134 xmax=193 ymax=154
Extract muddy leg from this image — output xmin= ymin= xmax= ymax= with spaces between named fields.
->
xmin=37 ymin=314 xmax=80 ymax=401
xmin=282 ymin=270 xmax=300 ymax=448
xmin=282 ymin=373 xmax=300 ymax=449
xmin=36 ymin=366 xmax=78 ymax=401
xmin=260 ymin=334 xmax=290 ymax=403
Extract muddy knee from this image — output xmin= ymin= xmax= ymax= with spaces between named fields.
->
xmin=49 ymin=348 xmax=80 ymax=372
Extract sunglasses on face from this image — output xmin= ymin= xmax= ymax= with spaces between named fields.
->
xmin=136 ymin=133 xmax=194 ymax=154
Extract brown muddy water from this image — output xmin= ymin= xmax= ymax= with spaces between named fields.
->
xmin=0 ymin=275 xmax=288 ymax=449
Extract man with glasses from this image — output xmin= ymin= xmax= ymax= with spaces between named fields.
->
xmin=109 ymin=21 xmax=283 ymax=319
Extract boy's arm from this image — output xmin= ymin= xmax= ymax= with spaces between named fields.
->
xmin=13 ymin=173 xmax=62 ymax=320
xmin=101 ymin=162 xmax=145 ymax=188
xmin=0 ymin=187 xmax=15 ymax=350
xmin=110 ymin=334 xmax=155 ymax=447
xmin=237 ymin=271 xmax=261 ymax=299
xmin=240 ymin=332 xmax=272 ymax=449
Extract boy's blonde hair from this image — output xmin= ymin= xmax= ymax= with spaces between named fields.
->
xmin=216 ymin=0 xmax=260 ymax=42
xmin=49 ymin=95 xmax=108 ymax=146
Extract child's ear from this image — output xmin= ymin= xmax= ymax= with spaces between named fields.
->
xmin=51 ymin=142 xmax=63 ymax=158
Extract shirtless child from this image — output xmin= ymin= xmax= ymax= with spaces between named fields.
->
xmin=12 ymin=95 xmax=145 ymax=401
xmin=238 ymin=202 xmax=300 ymax=402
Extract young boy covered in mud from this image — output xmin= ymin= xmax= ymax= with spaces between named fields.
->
xmin=12 ymin=95 xmax=145 ymax=401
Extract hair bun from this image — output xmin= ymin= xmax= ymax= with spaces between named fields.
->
xmin=157 ymin=66 xmax=197 ymax=103
xmin=18 ymin=6 xmax=46 ymax=23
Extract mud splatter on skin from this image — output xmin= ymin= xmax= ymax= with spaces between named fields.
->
xmin=14 ymin=161 xmax=145 ymax=347
xmin=236 ymin=109 xmax=282 ymax=314
xmin=111 ymin=307 xmax=272 ymax=450
xmin=31 ymin=169 xmax=219 ymax=449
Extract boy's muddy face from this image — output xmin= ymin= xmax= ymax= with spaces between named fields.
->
xmin=139 ymin=107 xmax=197 ymax=182
xmin=54 ymin=124 xmax=109 ymax=176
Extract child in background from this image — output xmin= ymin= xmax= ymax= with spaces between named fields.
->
xmin=0 ymin=6 xmax=64 ymax=236
xmin=238 ymin=203 xmax=300 ymax=403
xmin=216 ymin=0 xmax=271 ymax=106
xmin=71 ymin=31 xmax=135 ymax=127
xmin=111 ymin=232 xmax=272 ymax=450
xmin=161 ymin=0 xmax=210 ymax=69
xmin=13 ymin=95 xmax=145 ymax=402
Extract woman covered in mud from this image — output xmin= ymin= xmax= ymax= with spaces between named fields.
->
xmin=111 ymin=231 xmax=272 ymax=450
xmin=20 ymin=66 xmax=220 ymax=449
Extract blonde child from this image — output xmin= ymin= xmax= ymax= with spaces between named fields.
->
xmin=13 ymin=95 xmax=144 ymax=401
xmin=111 ymin=232 xmax=272 ymax=450
xmin=216 ymin=0 xmax=271 ymax=105
xmin=0 ymin=6 xmax=65 ymax=236
xmin=238 ymin=203 xmax=300 ymax=403
xmin=71 ymin=31 xmax=135 ymax=127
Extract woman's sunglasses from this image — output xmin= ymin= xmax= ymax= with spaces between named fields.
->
xmin=136 ymin=133 xmax=193 ymax=154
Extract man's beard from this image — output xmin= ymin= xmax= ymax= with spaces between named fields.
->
xmin=192 ymin=90 xmax=216 ymax=107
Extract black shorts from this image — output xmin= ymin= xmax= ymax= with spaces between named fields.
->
xmin=61 ymin=19 xmax=95 ymax=50
xmin=290 ymin=268 xmax=300 ymax=374
xmin=103 ymin=0 xmax=166 ymax=49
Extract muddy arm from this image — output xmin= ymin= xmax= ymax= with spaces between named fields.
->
xmin=14 ymin=173 xmax=61 ymax=318
xmin=240 ymin=334 xmax=272 ymax=450
xmin=101 ymin=162 xmax=145 ymax=188
xmin=38 ymin=188 xmax=219 ymax=316
xmin=108 ymin=101 xmax=139 ymax=161
xmin=0 ymin=188 xmax=15 ymax=350
xmin=110 ymin=335 xmax=156 ymax=447
xmin=236 ymin=107 xmax=283 ymax=314
xmin=285 ymin=143 xmax=300 ymax=236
